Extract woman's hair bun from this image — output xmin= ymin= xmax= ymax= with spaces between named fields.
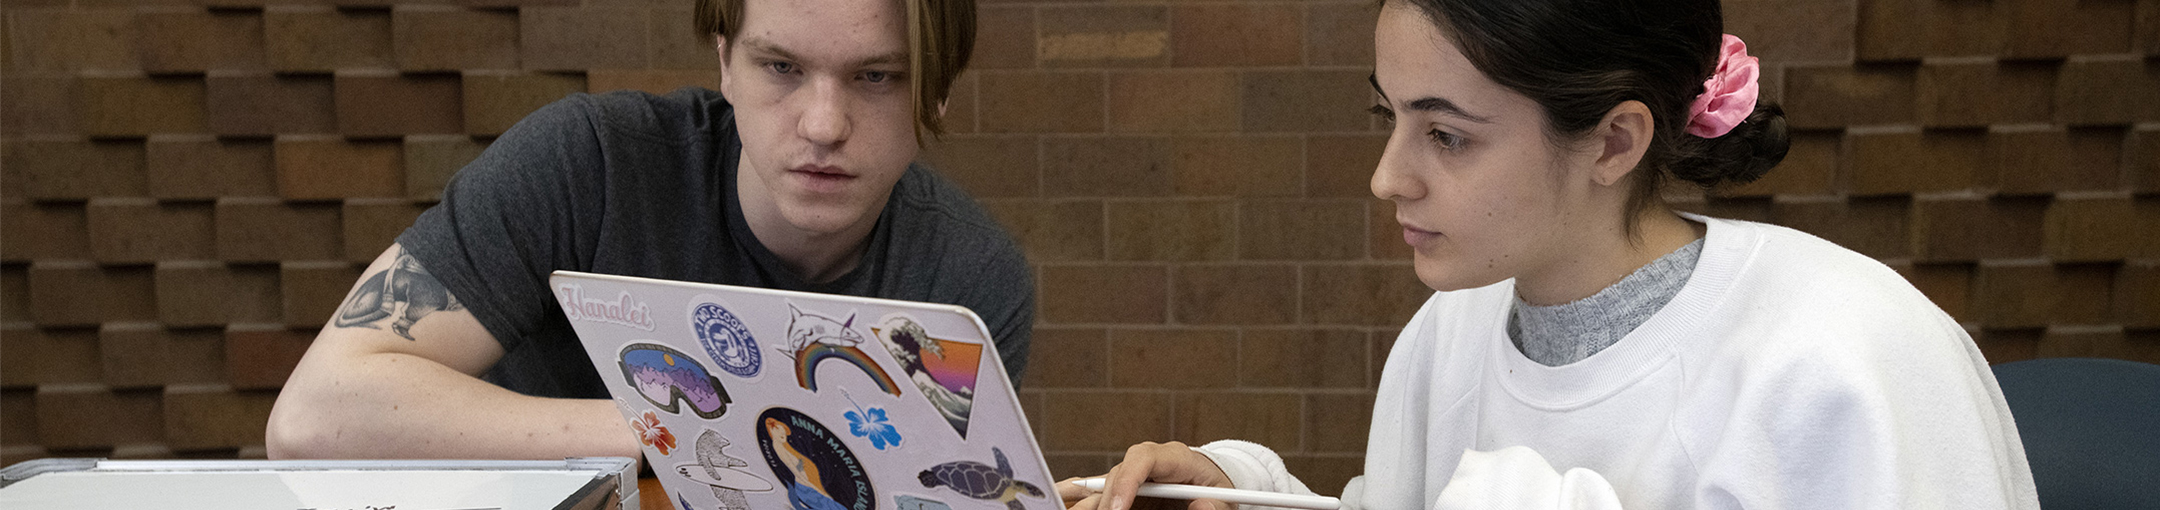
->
xmin=1670 ymin=102 xmax=1790 ymax=188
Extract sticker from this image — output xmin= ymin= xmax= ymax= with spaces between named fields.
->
xmin=873 ymin=315 xmax=983 ymax=439
xmin=557 ymin=282 xmax=656 ymax=331
xmin=918 ymin=448 xmax=1046 ymax=510
xmin=679 ymin=492 xmax=697 ymax=510
xmin=756 ymin=408 xmax=875 ymax=510
xmin=894 ymin=495 xmax=954 ymax=510
xmin=693 ymin=301 xmax=762 ymax=378
xmin=619 ymin=342 xmax=733 ymax=419
xmin=841 ymin=392 xmax=903 ymax=450
xmin=630 ymin=409 xmax=679 ymax=456
xmin=781 ymin=304 xmax=902 ymax=396
xmin=675 ymin=429 xmax=774 ymax=510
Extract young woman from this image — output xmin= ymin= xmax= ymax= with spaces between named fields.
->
xmin=1057 ymin=0 xmax=2038 ymax=508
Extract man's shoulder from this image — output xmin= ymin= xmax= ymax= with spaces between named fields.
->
xmin=566 ymin=87 xmax=731 ymax=145
xmin=886 ymin=164 xmax=1028 ymax=271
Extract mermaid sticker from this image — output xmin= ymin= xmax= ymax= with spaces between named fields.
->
xmin=756 ymin=408 xmax=874 ymax=510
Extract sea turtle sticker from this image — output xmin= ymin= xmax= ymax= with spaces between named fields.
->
xmin=918 ymin=447 xmax=1046 ymax=510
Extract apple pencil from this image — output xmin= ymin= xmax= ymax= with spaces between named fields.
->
xmin=1072 ymin=477 xmax=1342 ymax=510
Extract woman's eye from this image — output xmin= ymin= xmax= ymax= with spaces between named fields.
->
xmin=1368 ymin=104 xmax=1396 ymax=123
xmin=1428 ymin=129 xmax=1465 ymax=151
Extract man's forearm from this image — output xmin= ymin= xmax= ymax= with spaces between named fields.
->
xmin=267 ymin=349 xmax=640 ymax=461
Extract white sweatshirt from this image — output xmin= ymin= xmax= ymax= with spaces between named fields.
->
xmin=1197 ymin=216 xmax=2039 ymax=510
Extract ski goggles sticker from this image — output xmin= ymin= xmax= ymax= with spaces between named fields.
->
xmin=620 ymin=342 xmax=733 ymax=419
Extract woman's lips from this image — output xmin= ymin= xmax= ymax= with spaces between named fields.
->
xmin=1401 ymin=225 xmax=1442 ymax=246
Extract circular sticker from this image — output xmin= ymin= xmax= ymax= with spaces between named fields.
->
xmin=695 ymin=302 xmax=761 ymax=378
xmin=755 ymin=408 xmax=874 ymax=510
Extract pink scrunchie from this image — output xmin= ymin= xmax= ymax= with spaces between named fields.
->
xmin=1685 ymin=34 xmax=1760 ymax=138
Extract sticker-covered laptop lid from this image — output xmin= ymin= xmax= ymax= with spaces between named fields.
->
xmin=549 ymin=271 xmax=1058 ymax=510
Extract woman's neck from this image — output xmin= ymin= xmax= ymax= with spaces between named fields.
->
xmin=1514 ymin=208 xmax=1704 ymax=307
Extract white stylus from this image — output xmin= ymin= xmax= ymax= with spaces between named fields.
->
xmin=1073 ymin=477 xmax=1342 ymax=510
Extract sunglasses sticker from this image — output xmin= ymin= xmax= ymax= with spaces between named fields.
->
xmin=873 ymin=314 xmax=983 ymax=439
xmin=780 ymin=303 xmax=903 ymax=396
xmin=692 ymin=300 xmax=762 ymax=379
xmin=757 ymin=407 xmax=876 ymax=510
xmin=918 ymin=447 xmax=1048 ymax=510
xmin=620 ymin=342 xmax=734 ymax=419
xmin=675 ymin=428 xmax=774 ymax=510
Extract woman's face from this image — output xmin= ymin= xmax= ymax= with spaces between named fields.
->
xmin=1369 ymin=2 xmax=1601 ymax=292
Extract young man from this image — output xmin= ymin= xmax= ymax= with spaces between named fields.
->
xmin=264 ymin=0 xmax=1031 ymax=461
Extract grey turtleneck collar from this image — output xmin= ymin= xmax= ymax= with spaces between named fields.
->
xmin=1508 ymin=238 xmax=1704 ymax=367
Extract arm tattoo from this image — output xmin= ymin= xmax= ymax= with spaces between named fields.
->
xmin=333 ymin=251 xmax=466 ymax=340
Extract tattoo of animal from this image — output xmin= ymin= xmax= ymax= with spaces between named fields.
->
xmin=334 ymin=252 xmax=464 ymax=340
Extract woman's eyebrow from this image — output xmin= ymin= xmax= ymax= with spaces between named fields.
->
xmin=1368 ymin=73 xmax=1495 ymax=124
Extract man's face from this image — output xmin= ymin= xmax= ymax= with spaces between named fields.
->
xmin=720 ymin=0 xmax=916 ymax=237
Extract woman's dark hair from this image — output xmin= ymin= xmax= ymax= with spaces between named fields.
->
xmin=1400 ymin=0 xmax=1789 ymax=238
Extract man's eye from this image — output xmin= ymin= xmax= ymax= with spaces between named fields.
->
xmin=861 ymin=71 xmax=894 ymax=83
xmin=765 ymin=62 xmax=797 ymax=75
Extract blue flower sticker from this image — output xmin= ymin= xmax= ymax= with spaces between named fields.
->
xmin=843 ymin=393 xmax=902 ymax=450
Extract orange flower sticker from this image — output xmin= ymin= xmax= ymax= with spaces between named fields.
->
xmin=630 ymin=409 xmax=677 ymax=455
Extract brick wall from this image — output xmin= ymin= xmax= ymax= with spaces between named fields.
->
xmin=1 ymin=0 xmax=2155 ymax=491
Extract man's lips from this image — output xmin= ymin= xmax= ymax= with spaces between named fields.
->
xmin=789 ymin=164 xmax=855 ymax=178
xmin=787 ymin=164 xmax=856 ymax=192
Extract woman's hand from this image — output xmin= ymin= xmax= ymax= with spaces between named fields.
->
xmin=1054 ymin=441 xmax=1236 ymax=510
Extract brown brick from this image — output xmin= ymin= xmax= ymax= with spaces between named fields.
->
xmin=586 ymin=69 xmax=719 ymax=96
xmin=971 ymin=5 xmax=1034 ymax=70
xmin=403 ymin=135 xmax=487 ymax=201
xmin=1174 ymin=392 xmax=1300 ymax=448
xmin=1369 ymin=199 xmax=1411 ymax=260
xmin=1171 ymin=264 xmax=1296 ymax=325
xmin=86 ymin=198 xmax=215 ymax=263
xmin=1022 ymin=328 xmax=1107 ymax=389
xmin=1860 ymin=0 xmax=2009 ymax=59
xmin=1991 ymin=126 xmax=2123 ymax=194
xmin=1242 ymin=329 xmax=1365 ymax=389
xmin=1305 ymin=392 xmax=1374 ymax=453
xmin=980 ymin=71 xmax=1104 ymax=133
xmin=1 ymin=270 xmax=28 ymax=325
xmin=2 ymin=76 xmax=77 ymax=136
xmin=1770 ymin=196 xmax=1911 ymax=259
xmin=79 ymin=75 xmax=208 ymax=137
xmin=334 ymin=71 xmax=463 ymax=137
xmin=215 ymin=197 xmax=343 ymax=262
xmin=1846 ymin=127 xmax=1983 ymax=195
xmin=282 ymin=261 xmax=358 ymax=328
xmin=1 ymin=201 xmax=90 ymax=261
xmin=225 ymin=324 xmax=311 ymax=389
xmin=136 ymin=9 xmax=265 ymax=73
xmin=99 ymin=323 xmax=170 ymax=388
xmin=979 ymin=199 xmax=1104 ymax=262
xmin=520 ymin=7 xmax=647 ymax=71
xmin=1302 ymin=263 xmax=1425 ymax=325
xmin=1038 ymin=5 xmax=1167 ymax=68
xmin=2034 ymin=325 xmax=2138 ymax=360
xmin=205 ymin=72 xmax=336 ymax=136
xmin=263 ymin=6 xmax=392 ymax=72
xmin=942 ymin=73 xmax=978 ymax=135
xmin=28 ymin=262 xmax=156 ymax=327
xmin=164 ymin=329 xmax=225 ymax=384
xmin=1039 ymin=391 xmax=1170 ymax=451
xmin=1783 ymin=64 xmax=1917 ymax=129
xmin=1106 ymin=71 xmax=1239 ymax=133
xmin=1 ymin=326 xmax=100 ymax=386
xmin=1724 ymin=0 xmax=1854 ymax=63
xmin=1170 ymin=136 xmax=1300 ymax=197
xmin=1170 ymin=4 xmax=1301 ymax=68
xmin=1041 ymin=137 xmax=1169 ymax=197
xmin=1039 ymin=265 xmax=1166 ymax=324
xmin=145 ymin=135 xmax=275 ymax=199
xmin=1916 ymin=60 xmax=2056 ymax=128
xmin=1109 ymin=329 xmax=1235 ymax=388
xmin=343 ymin=199 xmax=425 ymax=262
xmin=1854 ymin=0 xmax=1925 ymax=61
xmin=2 ymin=138 xmax=147 ymax=200
xmin=2056 ymin=57 xmax=2159 ymax=126
xmin=157 ymin=261 xmax=276 ymax=327
xmin=1974 ymin=261 xmax=2115 ymax=328
xmin=648 ymin=8 xmax=719 ymax=71
xmin=1701 ymin=196 xmax=1775 ymax=223
xmin=1106 ymin=200 xmax=1235 ymax=261
xmin=1243 ymin=70 xmax=1369 ymax=133
xmin=2138 ymin=126 xmax=2160 ymax=193
xmin=1896 ymin=262 xmax=1973 ymax=323
xmin=1306 ymin=2 xmax=1377 ymax=67
xmin=1240 ymin=199 xmax=1365 ymax=261
xmin=1041 ymin=454 xmax=1111 ymax=479
xmin=1727 ymin=130 xmax=1838 ymax=197
xmin=3 ymin=389 xmax=34 ymax=445
xmin=922 ymin=135 xmax=1040 ymax=198
xmin=1974 ymin=328 xmax=2040 ymax=365
xmin=35 ymin=384 xmax=162 ymax=449
xmin=2006 ymin=0 xmax=2136 ymax=58
xmin=393 ymin=7 xmax=519 ymax=71
xmin=1911 ymin=195 xmax=2047 ymax=262
xmin=2119 ymin=260 xmax=2159 ymax=328
xmin=273 ymin=136 xmax=404 ymax=199
xmin=164 ymin=384 xmax=276 ymax=451
xmin=2142 ymin=0 xmax=2160 ymax=56
xmin=1 ymin=9 xmax=138 ymax=74
xmin=462 ymin=71 xmax=586 ymax=136
xmin=2044 ymin=194 xmax=2138 ymax=262
xmin=1307 ymin=135 xmax=1385 ymax=199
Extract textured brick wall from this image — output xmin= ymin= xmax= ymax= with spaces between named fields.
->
xmin=1 ymin=0 xmax=2155 ymax=490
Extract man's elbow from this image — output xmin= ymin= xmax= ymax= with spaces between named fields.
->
xmin=264 ymin=390 xmax=332 ymax=459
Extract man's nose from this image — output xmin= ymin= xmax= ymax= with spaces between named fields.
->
xmin=799 ymin=79 xmax=851 ymax=145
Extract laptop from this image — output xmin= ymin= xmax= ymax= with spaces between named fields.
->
xmin=550 ymin=270 xmax=1059 ymax=510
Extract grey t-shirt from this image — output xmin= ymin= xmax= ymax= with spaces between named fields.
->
xmin=397 ymin=88 xmax=1035 ymax=399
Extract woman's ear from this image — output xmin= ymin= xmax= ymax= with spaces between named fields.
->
xmin=1590 ymin=100 xmax=1654 ymax=187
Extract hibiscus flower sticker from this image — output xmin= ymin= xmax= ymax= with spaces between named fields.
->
xmin=843 ymin=393 xmax=902 ymax=450
xmin=631 ymin=409 xmax=678 ymax=456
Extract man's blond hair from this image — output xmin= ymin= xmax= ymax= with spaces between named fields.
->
xmin=696 ymin=0 xmax=975 ymax=144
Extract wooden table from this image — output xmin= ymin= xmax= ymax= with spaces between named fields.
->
xmin=639 ymin=477 xmax=670 ymax=509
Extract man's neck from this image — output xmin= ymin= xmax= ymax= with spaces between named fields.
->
xmin=735 ymin=158 xmax=880 ymax=284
